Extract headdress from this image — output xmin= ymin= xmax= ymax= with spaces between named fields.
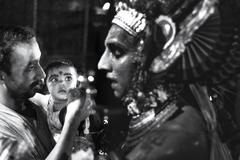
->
xmin=112 ymin=7 xmax=146 ymax=37
xmin=113 ymin=0 xmax=240 ymax=85
xmin=112 ymin=0 xmax=240 ymax=110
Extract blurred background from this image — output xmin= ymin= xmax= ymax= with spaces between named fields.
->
xmin=0 ymin=0 xmax=129 ymax=150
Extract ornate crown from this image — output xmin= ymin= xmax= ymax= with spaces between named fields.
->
xmin=112 ymin=5 xmax=147 ymax=37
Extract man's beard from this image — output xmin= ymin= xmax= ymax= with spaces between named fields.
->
xmin=12 ymin=80 xmax=44 ymax=99
xmin=30 ymin=80 xmax=44 ymax=94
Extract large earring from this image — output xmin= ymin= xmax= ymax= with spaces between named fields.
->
xmin=132 ymin=39 xmax=145 ymax=65
xmin=155 ymin=15 xmax=176 ymax=50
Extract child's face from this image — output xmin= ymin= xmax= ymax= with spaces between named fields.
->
xmin=46 ymin=66 xmax=78 ymax=101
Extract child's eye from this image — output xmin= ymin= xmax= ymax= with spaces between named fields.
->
xmin=65 ymin=76 xmax=72 ymax=81
xmin=49 ymin=78 xmax=58 ymax=83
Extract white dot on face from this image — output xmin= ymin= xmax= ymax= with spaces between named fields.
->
xmin=102 ymin=2 xmax=110 ymax=11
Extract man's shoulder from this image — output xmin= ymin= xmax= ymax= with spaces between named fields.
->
xmin=0 ymin=136 xmax=32 ymax=159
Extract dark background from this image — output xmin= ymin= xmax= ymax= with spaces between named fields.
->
xmin=0 ymin=0 xmax=129 ymax=150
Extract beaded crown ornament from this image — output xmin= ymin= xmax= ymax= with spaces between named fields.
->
xmin=112 ymin=2 xmax=147 ymax=37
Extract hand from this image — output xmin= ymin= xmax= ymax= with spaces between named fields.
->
xmin=64 ymin=88 xmax=92 ymax=127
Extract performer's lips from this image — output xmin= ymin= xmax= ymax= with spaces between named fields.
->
xmin=107 ymin=77 xmax=117 ymax=88
xmin=106 ymin=73 xmax=119 ymax=90
xmin=106 ymin=74 xmax=117 ymax=82
xmin=111 ymin=82 xmax=118 ymax=89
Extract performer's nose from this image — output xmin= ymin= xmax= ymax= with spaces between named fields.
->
xmin=98 ymin=49 xmax=112 ymax=71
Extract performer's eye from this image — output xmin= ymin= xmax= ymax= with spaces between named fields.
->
xmin=109 ymin=44 xmax=124 ymax=59
xmin=114 ymin=49 xmax=123 ymax=58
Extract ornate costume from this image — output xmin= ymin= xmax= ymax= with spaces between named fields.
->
xmin=104 ymin=0 xmax=240 ymax=159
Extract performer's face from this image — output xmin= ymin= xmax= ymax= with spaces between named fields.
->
xmin=46 ymin=66 xmax=78 ymax=101
xmin=3 ymin=38 xmax=46 ymax=99
xmin=98 ymin=25 xmax=138 ymax=98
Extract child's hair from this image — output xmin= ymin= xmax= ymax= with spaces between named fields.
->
xmin=45 ymin=59 xmax=78 ymax=79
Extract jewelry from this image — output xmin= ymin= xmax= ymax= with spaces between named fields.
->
xmin=112 ymin=8 xmax=147 ymax=37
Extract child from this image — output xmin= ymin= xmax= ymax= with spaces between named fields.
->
xmin=31 ymin=59 xmax=105 ymax=159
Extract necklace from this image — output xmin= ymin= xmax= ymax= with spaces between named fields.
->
xmin=123 ymin=102 xmax=178 ymax=152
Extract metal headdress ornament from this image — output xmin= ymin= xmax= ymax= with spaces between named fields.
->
xmin=112 ymin=2 xmax=147 ymax=37
xmin=150 ymin=0 xmax=218 ymax=73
